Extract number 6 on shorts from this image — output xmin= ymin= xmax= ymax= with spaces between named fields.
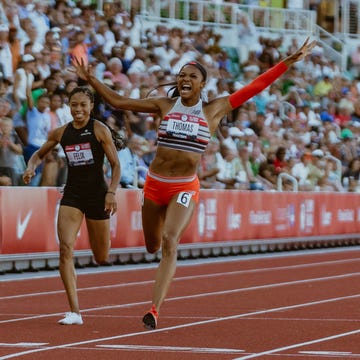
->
xmin=176 ymin=192 xmax=192 ymax=208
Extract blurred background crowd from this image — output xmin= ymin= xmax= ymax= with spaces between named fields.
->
xmin=0 ymin=0 xmax=359 ymax=192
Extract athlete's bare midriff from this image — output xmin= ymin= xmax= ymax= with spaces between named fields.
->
xmin=149 ymin=146 xmax=201 ymax=177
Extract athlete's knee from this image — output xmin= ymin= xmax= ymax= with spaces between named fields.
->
xmin=161 ymin=232 xmax=178 ymax=258
xmin=59 ymin=241 xmax=73 ymax=261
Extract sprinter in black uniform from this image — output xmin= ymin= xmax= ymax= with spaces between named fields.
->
xmin=23 ymin=87 xmax=121 ymax=325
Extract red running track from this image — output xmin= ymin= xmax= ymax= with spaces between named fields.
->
xmin=0 ymin=248 xmax=360 ymax=360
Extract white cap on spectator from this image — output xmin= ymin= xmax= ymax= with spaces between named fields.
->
xmin=349 ymin=121 xmax=360 ymax=128
xmin=148 ymin=65 xmax=162 ymax=73
xmin=312 ymin=149 xmax=324 ymax=157
xmin=0 ymin=24 xmax=9 ymax=32
xmin=203 ymin=54 xmax=213 ymax=65
xmin=243 ymin=65 xmax=260 ymax=73
xmin=233 ymin=81 xmax=244 ymax=90
xmin=22 ymin=54 xmax=35 ymax=62
xmin=72 ymin=8 xmax=82 ymax=16
xmin=228 ymin=127 xmax=244 ymax=137
xmin=243 ymin=128 xmax=255 ymax=136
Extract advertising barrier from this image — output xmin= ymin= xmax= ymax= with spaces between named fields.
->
xmin=1 ymin=187 xmax=359 ymax=255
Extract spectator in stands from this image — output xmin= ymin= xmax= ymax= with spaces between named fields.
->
xmin=8 ymin=25 xmax=21 ymax=73
xmin=93 ymin=20 xmax=114 ymax=56
xmin=305 ymin=149 xmax=328 ymax=190
xmin=36 ymin=48 xmax=52 ymax=80
xmin=47 ymin=1 xmax=72 ymax=27
xmin=273 ymin=146 xmax=290 ymax=174
xmin=0 ymin=77 xmax=15 ymax=117
xmin=322 ymin=119 xmax=341 ymax=145
xmin=40 ymin=92 xmax=70 ymax=187
xmin=126 ymin=46 xmax=148 ymax=84
xmin=220 ymin=125 xmax=243 ymax=152
xmin=249 ymin=141 xmax=267 ymax=175
xmin=350 ymin=45 xmax=360 ymax=78
xmin=105 ymin=57 xmax=131 ymax=90
xmin=323 ymin=156 xmax=343 ymax=191
xmin=257 ymin=38 xmax=280 ymax=72
xmin=198 ymin=136 xmax=226 ymax=189
xmin=170 ymin=39 xmax=201 ymax=75
xmin=217 ymin=143 xmax=240 ymax=189
xmin=249 ymin=110 xmax=266 ymax=137
xmin=73 ymin=37 xmax=315 ymax=330
xmin=0 ymin=24 xmax=13 ymax=82
xmin=28 ymin=1 xmax=50 ymax=46
xmin=48 ymin=40 xmax=63 ymax=71
xmin=351 ymin=100 xmax=360 ymax=123
xmin=339 ymin=128 xmax=358 ymax=170
xmin=313 ymin=75 xmax=333 ymax=97
xmin=152 ymin=39 xmax=178 ymax=73
xmin=69 ymin=30 xmax=88 ymax=68
xmin=142 ymin=115 xmax=158 ymax=166
xmin=291 ymin=151 xmax=314 ymax=191
xmin=0 ymin=117 xmax=23 ymax=185
xmin=13 ymin=54 xmax=36 ymax=110
xmin=235 ymin=144 xmax=264 ymax=190
xmin=342 ymin=157 xmax=360 ymax=192
xmin=334 ymin=103 xmax=352 ymax=127
xmin=258 ymin=159 xmax=277 ymax=190
xmin=236 ymin=10 xmax=257 ymax=63
xmin=22 ymin=77 xmax=51 ymax=186
xmin=20 ymin=21 xmax=43 ymax=55
xmin=115 ymin=133 xmax=148 ymax=188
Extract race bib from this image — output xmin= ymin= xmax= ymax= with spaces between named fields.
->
xmin=176 ymin=191 xmax=193 ymax=208
xmin=166 ymin=115 xmax=199 ymax=139
xmin=65 ymin=143 xmax=94 ymax=166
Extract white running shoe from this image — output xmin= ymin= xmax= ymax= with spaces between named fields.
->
xmin=58 ymin=312 xmax=83 ymax=325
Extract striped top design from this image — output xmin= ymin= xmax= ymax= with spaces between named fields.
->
xmin=157 ymin=97 xmax=211 ymax=153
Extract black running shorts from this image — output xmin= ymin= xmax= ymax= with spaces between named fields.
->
xmin=60 ymin=189 xmax=110 ymax=220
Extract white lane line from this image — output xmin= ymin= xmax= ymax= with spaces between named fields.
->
xmin=1 ymin=257 xmax=360 ymax=301
xmin=0 ymin=343 xmax=48 ymax=347
xmin=299 ymin=351 xmax=353 ymax=356
xmin=232 ymin=329 xmax=360 ymax=359
xmin=1 ymin=272 xmax=360 ymax=324
xmin=97 ymin=344 xmax=245 ymax=354
xmin=1 ymin=293 xmax=360 ymax=359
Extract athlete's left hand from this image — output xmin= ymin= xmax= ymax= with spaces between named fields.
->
xmin=105 ymin=193 xmax=117 ymax=215
xmin=283 ymin=37 xmax=317 ymax=66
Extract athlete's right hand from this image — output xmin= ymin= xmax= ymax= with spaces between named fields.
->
xmin=23 ymin=169 xmax=35 ymax=184
xmin=71 ymin=56 xmax=92 ymax=81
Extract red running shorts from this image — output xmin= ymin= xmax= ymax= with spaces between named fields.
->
xmin=143 ymin=171 xmax=200 ymax=206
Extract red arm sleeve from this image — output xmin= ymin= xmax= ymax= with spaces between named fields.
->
xmin=229 ymin=61 xmax=288 ymax=109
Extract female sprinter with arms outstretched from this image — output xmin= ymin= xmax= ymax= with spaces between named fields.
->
xmin=72 ymin=37 xmax=316 ymax=329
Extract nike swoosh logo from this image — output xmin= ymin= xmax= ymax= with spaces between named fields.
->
xmin=17 ymin=210 xmax=33 ymax=240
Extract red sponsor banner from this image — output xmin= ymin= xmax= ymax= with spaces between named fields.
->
xmin=2 ymin=187 xmax=52 ymax=253
xmin=182 ymin=191 xmax=360 ymax=244
xmin=1 ymin=188 xmax=359 ymax=254
xmin=113 ymin=190 xmax=144 ymax=248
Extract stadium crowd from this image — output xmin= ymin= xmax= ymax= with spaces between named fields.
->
xmin=0 ymin=0 xmax=359 ymax=192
